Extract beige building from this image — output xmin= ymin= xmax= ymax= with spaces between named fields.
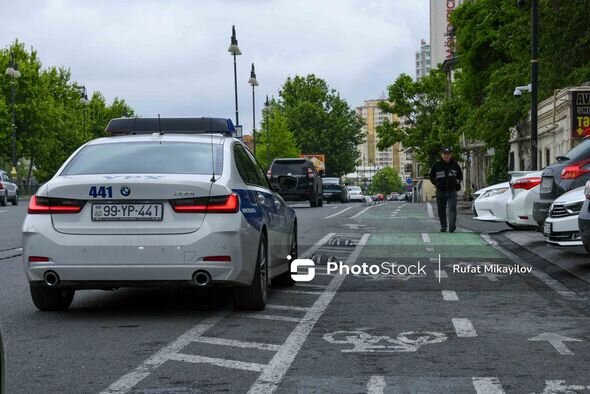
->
xmin=348 ymin=100 xmax=406 ymax=185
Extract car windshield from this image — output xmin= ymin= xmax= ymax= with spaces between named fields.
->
xmin=62 ymin=141 xmax=223 ymax=175
xmin=271 ymin=161 xmax=308 ymax=175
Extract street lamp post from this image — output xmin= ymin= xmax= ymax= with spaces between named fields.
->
xmin=248 ymin=63 xmax=259 ymax=155
xmin=79 ymin=85 xmax=90 ymax=140
xmin=228 ymin=25 xmax=242 ymax=127
xmin=5 ymin=51 xmax=21 ymax=178
xmin=530 ymin=0 xmax=539 ymax=170
xmin=264 ymin=95 xmax=270 ymax=167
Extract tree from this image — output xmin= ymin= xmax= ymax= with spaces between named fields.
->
xmin=255 ymin=101 xmax=300 ymax=170
xmin=376 ymin=70 xmax=458 ymax=172
xmin=368 ymin=166 xmax=403 ymax=195
xmin=276 ymin=74 xmax=365 ymax=177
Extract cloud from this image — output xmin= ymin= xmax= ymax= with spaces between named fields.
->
xmin=0 ymin=0 xmax=428 ymax=131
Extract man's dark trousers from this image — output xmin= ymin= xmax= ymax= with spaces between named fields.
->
xmin=436 ymin=191 xmax=457 ymax=230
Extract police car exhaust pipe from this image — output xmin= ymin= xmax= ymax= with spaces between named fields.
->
xmin=193 ymin=271 xmax=211 ymax=286
xmin=43 ymin=271 xmax=60 ymax=287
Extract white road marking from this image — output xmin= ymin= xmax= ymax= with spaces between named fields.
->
xmin=479 ymin=234 xmax=581 ymax=299
xmin=427 ymin=202 xmax=435 ymax=219
xmin=350 ymin=205 xmax=376 ymax=219
xmin=367 ymin=375 xmax=386 ymax=394
xmin=429 ymin=257 xmax=438 ymax=263
xmin=324 ymin=206 xmax=353 ymax=219
xmin=234 ymin=313 xmax=301 ymax=323
xmin=452 ymin=318 xmax=478 ymax=337
xmin=273 ymin=289 xmax=323 ymax=295
xmin=0 ymin=210 xmax=7 ymax=213
xmin=247 ymin=233 xmax=370 ymax=394
xmin=426 ymin=247 xmax=435 ymax=252
xmin=421 ymin=233 xmax=431 ymax=243
xmin=442 ymin=290 xmax=459 ymax=301
xmin=435 ymin=270 xmax=448 ymax=279
xmin=472 ymin=377 xmax=506 ymax=394
xmin=192 ymin=336 xmax=281 ymax=352
xmin=541 ymin=381 xmax=590 ymax=392
xmin=101 ymin=312 xmax=228 ymax=393
xmin=167 ymin=353 xmax=266 ymax=372
xmin=528 ymin=333 xmax=582 ymax=356
xmin=265 ymin=304 xmax=310 ymax=312
xmin=299 ymin=232 xmax=335 ymax=260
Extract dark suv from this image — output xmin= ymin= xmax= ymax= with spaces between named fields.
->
xmin=533 ymin=138 xmax=590 ymax=227
xmin=269 ymin=158 xmax=323 ymax=207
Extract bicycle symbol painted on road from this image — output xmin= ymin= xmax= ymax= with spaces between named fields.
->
xmin=323 ymin=328 xmax=447 ymax=353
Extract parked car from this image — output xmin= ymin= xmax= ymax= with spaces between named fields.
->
xmin=506 ymin=171 xmax=542 ymax=230
xmin=473 ymin=182 xmax=511 ymax=221
xmin=534 ymin=138 xmax=590 ymax=227
xmin=22 ymin=117 xmax=299 ymax=311
xmin=577 ymin=181 xmax=590 ymax=253
xmin=269 ymin=158 xmax=323 ymax=207
xmin=0 ymin=170 xmax=18 ymax=206
xmin=347 ymin=186 xmax=364 ymax=202
xmin=321 ymin=177 xmax=349 ymax=203
xmin=544 ymin=185 xmax=586 ymax=251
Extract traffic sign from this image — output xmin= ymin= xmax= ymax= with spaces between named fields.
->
xmin=406 ymin=178 xmax=412 ymax=184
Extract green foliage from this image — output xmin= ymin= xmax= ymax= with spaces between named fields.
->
xmin=255 ymin=101 xmax=300 ymax=170
xmin=368 ymin=166 xmax=403 ymax=195
xmin=377 ymin=71 xmax=460 ymax=170
xmin=0 ymin=40 xmax=135 ymax=183
xmin=276 ymin=74 xmax=365 ymax=177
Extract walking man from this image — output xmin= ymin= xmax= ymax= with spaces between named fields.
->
xmin=429 ymin=147 xmax=463 ymax=232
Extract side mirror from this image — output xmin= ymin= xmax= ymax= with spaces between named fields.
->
xmin=274 ymin=175 xmax=298 ymax=192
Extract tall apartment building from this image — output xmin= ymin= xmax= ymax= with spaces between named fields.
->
xmin=430 ymin=0 xmax=464 ymax=68
xmin=353 ymin=100 xmax=406 ymax=182
xmin=416 ymin=39 xmax=431 ymax=80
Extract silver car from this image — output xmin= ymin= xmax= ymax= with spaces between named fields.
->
xmin=23 ymin=117 xmax=298 ymax=311
xmin=0 ymin=170 xmax=18 ymax=206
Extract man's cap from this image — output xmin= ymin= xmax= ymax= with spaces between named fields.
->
xmin=441 ymin=147 xmax=453 ymax=154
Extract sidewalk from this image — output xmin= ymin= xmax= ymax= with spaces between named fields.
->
xmin=502 ymin=230 xmax=590 ymax=285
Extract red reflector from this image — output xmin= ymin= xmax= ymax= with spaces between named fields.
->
xmin=519 ymin=216 xmax=528 ymax=220
xmin=203 ymin=256 xmax=231 ymax=262
xmin=28 ymin=256 xmax=50 ymax=262
xmin=172 ymin=193 xmax=239 ymax=214
xmin=511 ymin=177 xmax=541 ymax=190
xmin=0 ymin=183 xmax=3 ymax=190
xmin=28 ymin=195 xmax=83 ymax=214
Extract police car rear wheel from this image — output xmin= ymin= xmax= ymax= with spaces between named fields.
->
xmin=30 ymin=285 xmax=75 ymax=311
xmin=273 ymin=224 xmax=297 ymax=287
xmin=233 ymin=234 xmax=268 ymax=310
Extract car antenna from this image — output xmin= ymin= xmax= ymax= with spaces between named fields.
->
xmin=210 ymin=119 xmax=216 ymax=183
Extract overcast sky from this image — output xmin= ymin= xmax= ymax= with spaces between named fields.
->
xmin=0 ymin=0 xmax=429 ymax=133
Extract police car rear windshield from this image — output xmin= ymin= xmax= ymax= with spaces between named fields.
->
xmin=62 ymin=142 xmax=223 ymax=175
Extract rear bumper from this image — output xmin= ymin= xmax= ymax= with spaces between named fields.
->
xmin=22 ymin=214 xmax=259 ymax=287
xmin=533 ymin=199 xmax=553 ymax=226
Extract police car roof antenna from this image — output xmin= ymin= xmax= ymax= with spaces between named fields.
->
xmin=210 ymin=119 xmax=216 ymax=183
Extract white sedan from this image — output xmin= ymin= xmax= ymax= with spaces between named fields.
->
xmin=473 ymin=182 xmax=510 ymax=221
xmin=544 ymin=185 xmax=586 ymax=251
xmin=22 ymin=117 xmax=298 ymax=312
xmin=506 ymin=171 xmax=543 ymax=230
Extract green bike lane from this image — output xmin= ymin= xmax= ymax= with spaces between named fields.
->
xmin=276 ymin=202 xmax=590 ymax=393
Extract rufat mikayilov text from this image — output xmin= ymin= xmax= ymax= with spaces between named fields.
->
xmin=327 ymin=261 xmax=427 ymax=276
xmin=452 ymin=264 xmax=532 ymax=275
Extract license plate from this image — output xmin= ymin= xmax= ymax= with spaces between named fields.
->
xmin=543 ymin=221 xmax=551 ymax=235
xmin=92 ymin=203 xmax=163 ymax=221
xmin=541 ymin=177 xmax=553 ymax=190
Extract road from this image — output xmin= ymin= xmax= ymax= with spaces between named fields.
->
xmin=1 ymin=200 xmax=589 ymax=393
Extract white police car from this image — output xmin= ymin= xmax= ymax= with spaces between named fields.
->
xmin=23 ymin=117 xmax=298 ymax=311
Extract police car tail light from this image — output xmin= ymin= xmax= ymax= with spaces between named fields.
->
xmin=28 ymin=195 xmax=84 ymax=214
xmin=171 ymin=193 xmax=239 ymax=213
xmin=510 ymin=177 xmax=541 ymax=190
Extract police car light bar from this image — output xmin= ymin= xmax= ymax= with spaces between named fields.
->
xmin=105 ymin=117 xmax=237 ymax=137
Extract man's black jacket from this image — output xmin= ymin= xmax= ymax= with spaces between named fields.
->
xmin=429 ymin=159 xmax=463 ymax=192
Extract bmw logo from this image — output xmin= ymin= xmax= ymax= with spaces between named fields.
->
xmin=120 ymin=186 xmax=131 ymax=197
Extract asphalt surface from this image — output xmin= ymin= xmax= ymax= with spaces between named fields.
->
xmin=1 ymin=199 xmax=589 ymax=393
